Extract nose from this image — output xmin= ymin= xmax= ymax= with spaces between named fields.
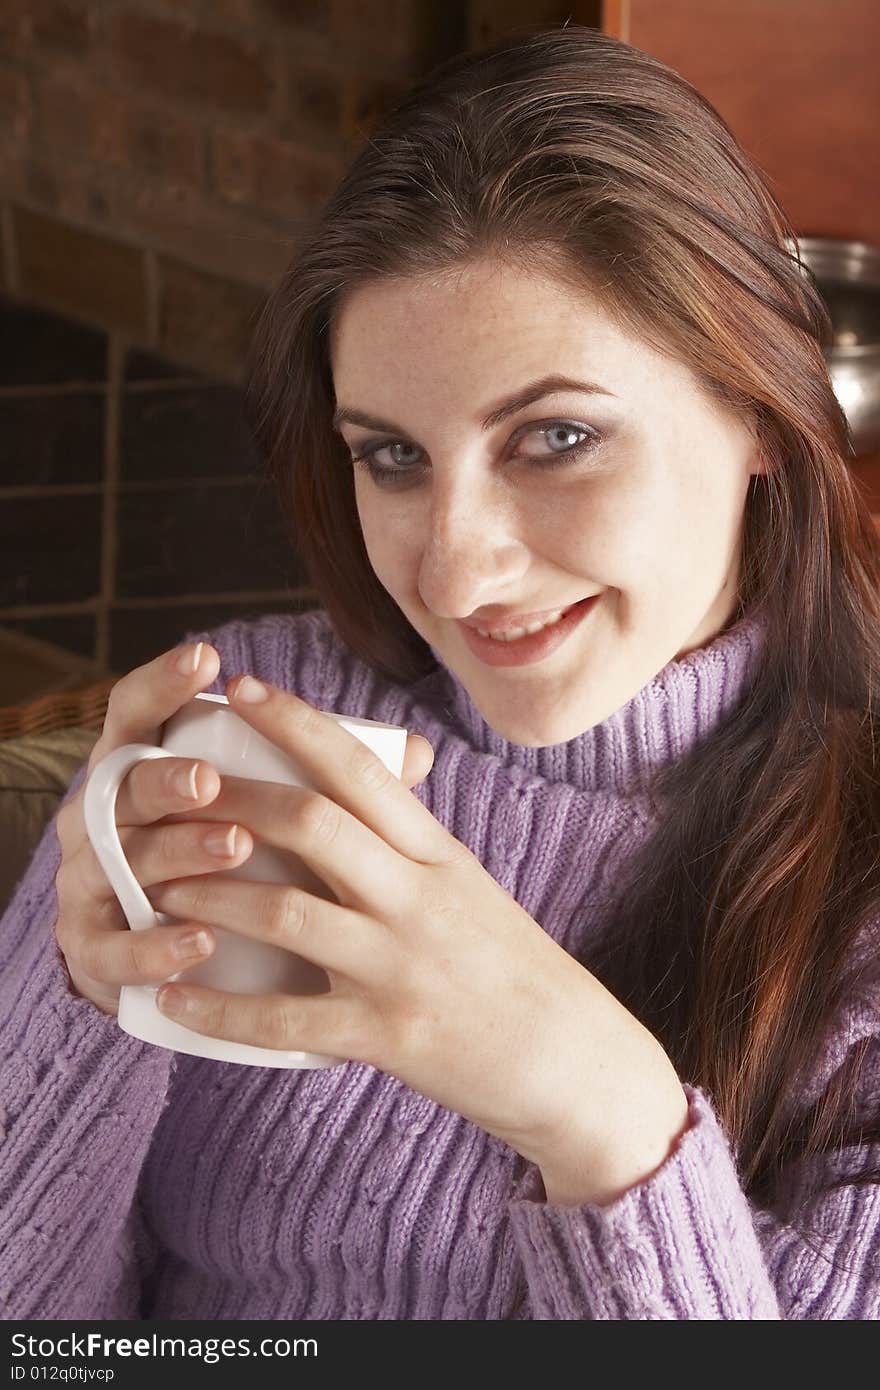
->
xmin=416 ymin=470 xmax=530 ymax=618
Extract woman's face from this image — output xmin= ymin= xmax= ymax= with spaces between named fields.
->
xmin=330 ymin=257 xmax=763 ymax=746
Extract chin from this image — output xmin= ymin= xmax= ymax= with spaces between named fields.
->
xmin=483 ymin=703 xmax=603 ymax=748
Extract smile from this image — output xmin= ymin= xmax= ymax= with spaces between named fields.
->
xmin=457 ymin=595 xmax=600 ymax=668
xmin=475 ymin=608 xmax=569 ymax=640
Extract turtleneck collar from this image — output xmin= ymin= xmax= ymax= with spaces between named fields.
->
xmin=423 ymin=608 xmax=770 ymax=797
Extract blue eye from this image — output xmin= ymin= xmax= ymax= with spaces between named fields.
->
xmin=350 ymin=420 xmax=603 ymax=487
xmin=518 ymin=423 xmax=597 ymax=459
xmin=363 ymin=441 xmax=423 ymax=470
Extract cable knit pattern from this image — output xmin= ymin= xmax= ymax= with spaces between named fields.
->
xmin=1 ymin=606 xmax=878 ymax=1320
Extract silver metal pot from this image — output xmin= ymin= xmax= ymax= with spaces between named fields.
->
xmin=796 ymin=237 xmax=880 ymax=454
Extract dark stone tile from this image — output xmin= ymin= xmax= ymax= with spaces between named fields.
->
xmin=0 ymin=391 xmax=104 ymax=485
xmin=109 ymin=595 xmax=316 ymax=673
xmin=0 ymin=612 xmax=97 ymax=660
xmin=115 ymin=480 xmax=303 ymax=598
xmin=121 ymin=383 xmax=261 ymax=480
xmin=124 ymin=347 xmax=195 ymax=382
xmin=0 ymin=294 xmax=107 ymax=386
xmin=0 ymin=493 xmax=102 ymax=606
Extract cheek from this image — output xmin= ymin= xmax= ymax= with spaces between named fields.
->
xmin=564 ymin=474 xmax=669 ymax=577
xmin=354 ymin=489 xmax=417 ymax=590
xmin=609 ymin=462 xmax=747 ymax=597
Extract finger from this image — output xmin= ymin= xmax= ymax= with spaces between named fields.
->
xmin=401 ymin=734 xmax=434 ymax=789
xmin=114 ymin=755 xmax=221 ymax=827
xmin=56 ymin=752 xmax=223 ymax=887
xmin=148 ymin=874 xmax=385 ymax=984
xmin=185 ymin=774 xmax=407 ymax=919
xmin=225 ymin=676 xmax=453 ymax=865
xmin=87 ymin=641 xmax=221 ymax=776
xmin=68 ymin=817 xmax=254 ymax=905
xmin=154 ymin=982 xmax=374 ymax=1063
xmin=62 ymin=913 xmax=218 ymax=989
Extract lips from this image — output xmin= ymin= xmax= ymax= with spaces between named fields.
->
xmin=463 ymin=601 xmax=583 ymax=638
xmin=458 ymin=594 xmax=599 ymax=668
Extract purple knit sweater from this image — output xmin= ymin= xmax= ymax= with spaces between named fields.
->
xmin=1 ymin=608 xmax=878 ymax=1320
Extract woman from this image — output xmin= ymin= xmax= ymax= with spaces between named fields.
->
xmin=2 ymin=26 xmax=878 ymax=1319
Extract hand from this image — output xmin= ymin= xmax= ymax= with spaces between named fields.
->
xmin=148 ymin=675 xmax=685 ymax=1183
xmin=54 ymin=643 xmax=434 ymax=1020
xmin=54 ymin=642 xmax=254 ymax=1016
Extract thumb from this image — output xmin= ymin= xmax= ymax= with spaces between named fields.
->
xmin=400 ymin=734 xmax=434 ymax=789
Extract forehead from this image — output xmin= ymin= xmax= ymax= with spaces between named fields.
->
xmin=327 ymin=256 xmax=723 ymax=429
xmin=330 ymin=259 xmax=627 ymax=384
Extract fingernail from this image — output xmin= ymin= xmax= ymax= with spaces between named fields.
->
xmin=204 ymin=825 xmax=238 ymax=857
xmin=157 ymin=984 xmax=189 ymax=1016
xmin=174 ymin=762 xmax=200 ymax=800
xmin=173 ymin=929 xmax=212 ymax=960
xmin=233 ymin=675 xmax=269 ymax=703
xmin=176 ymin=642 xmax=203 ymax=676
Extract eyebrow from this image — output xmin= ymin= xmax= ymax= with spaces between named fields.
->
xmin=331 ymin=374 xmax=616 ymax=435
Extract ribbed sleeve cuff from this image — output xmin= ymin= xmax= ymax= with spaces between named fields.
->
xmin=0 ymin=863 xmax=175 ymax=1318
xmin=507 ymin=1086 xmax=780 ymax=1319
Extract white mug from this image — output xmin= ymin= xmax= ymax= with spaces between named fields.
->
xmin=82 ymin=692 xmax=408 ymax=1069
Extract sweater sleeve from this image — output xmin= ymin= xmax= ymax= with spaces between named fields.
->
xmin=0 ymin=610 xmax=343 ymax=1320
xmin=508 ymin=1034 xmax=880 ymax=1319
xmin=0 ymin=763 xmax=175 ymax=1320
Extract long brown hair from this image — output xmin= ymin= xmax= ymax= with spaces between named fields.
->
xmin=244 ymin=26 xmax=880 ymax=1206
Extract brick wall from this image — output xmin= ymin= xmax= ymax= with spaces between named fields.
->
xmin=0 ymin=0 xmax=474 ymax=382
xmin=0 ymin=1 xmax=600 ymax=700
xmin=0 ymin=1 xmax=601 ymax=380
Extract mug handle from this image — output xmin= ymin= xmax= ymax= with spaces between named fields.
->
xmin=83 ymin=743 xmax=177 ymax=934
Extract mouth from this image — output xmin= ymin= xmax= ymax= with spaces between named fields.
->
xmin=457 ymin=594 xmax=600 ymax=668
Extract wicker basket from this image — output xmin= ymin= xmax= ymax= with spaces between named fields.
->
xmin=0 ymin=676 xmax=118 ymax=742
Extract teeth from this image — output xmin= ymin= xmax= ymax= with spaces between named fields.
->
xmin=477 ymin=608 xmax=568 ymax=641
